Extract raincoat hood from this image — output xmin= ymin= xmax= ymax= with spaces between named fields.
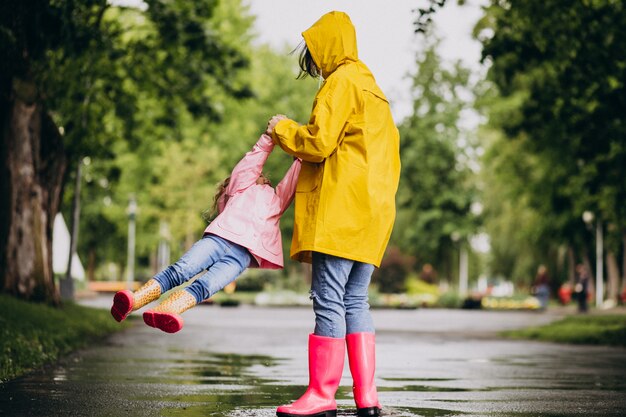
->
xmin=302 ymin=11 xmax=358 ymax=78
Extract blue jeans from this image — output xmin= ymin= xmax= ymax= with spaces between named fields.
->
xmin=310 ymin=252 xmax=375 ymax=338
xmin=153 ymin=234 xmax=251 ymax=304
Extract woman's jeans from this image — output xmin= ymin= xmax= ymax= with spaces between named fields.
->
xmin=153 ymin=234 xmax=251 ymax=304
xmin=311 ymin=252 xmax=375 ymax=338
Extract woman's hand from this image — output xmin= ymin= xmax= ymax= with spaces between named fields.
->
xmin=266 ymin=114 xmax=288 ymax=135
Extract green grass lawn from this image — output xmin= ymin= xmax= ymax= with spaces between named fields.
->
xmin=502 ymin=313 xmax=626 ymax=347
xmin=0 ymin=294 xmax=131 ymax=381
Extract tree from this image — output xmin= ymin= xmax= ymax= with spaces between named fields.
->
xmin=392 ymin=35 xmax=479 ymax=281
xmin=477 ymin=0 xmax=626 ymax=297
xmin=0 ymin=0 xmax=252 ymax=303
xmin=73 ymin=41 xmax=319 ymax=282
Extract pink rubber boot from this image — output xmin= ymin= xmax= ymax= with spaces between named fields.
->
xmin=346 ymin=333 xmax=381 ymax=417
xmin=143 ymin=289 xmax=197 ymax=333
xmin=276 ymin=334 xmax=345 ymax=417
xmin=110 ymin=279 xmax=162 ymax=322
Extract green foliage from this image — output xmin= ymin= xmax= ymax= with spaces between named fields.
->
xmin=406 ymin=277 xmax=439 ymax=297
xmin=68 ymin=3 xmax=318 ymax=277
xmin=502 ymin=314 xmax=626 ymax=347
xmin=0 ymin=294 xmax=130 ymax=381
xmin=392 ymin=34 xmax=479 ymax=280
xmin=435 ymin=291 xmax=463 ymax=308
xmin=478 ymin=0 xmax=626 ymax=281
xmin=234 ymin=269 xmax=276 ymax=292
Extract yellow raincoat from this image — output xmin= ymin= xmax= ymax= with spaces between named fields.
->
xmin=272 ymin=11 xmax=400 ymax=267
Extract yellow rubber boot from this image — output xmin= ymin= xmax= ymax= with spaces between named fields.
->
xmin=111 ymin=279 xmax=162 ymax=322
xmin=143 ymin=290 xmax=197 ymax=333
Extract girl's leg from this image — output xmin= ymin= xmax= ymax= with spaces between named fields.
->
xmin=184 ymin=240 xmax=251 ymax=303
xmin=152 ymin=234 xmax=228 ymax=293
xmin=143 ymin=240 xmax=250 ymax=334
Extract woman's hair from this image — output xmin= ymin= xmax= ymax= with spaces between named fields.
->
xmin=293 ymin=40 xmax=320 ymax=79
xmin=202 ymin=176 xmax=230 ymax=223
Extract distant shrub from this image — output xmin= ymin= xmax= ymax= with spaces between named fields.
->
xmin=436 ymin=291 xmax=463 ymax=309
xmin=372 ymin=246 xmax=415 ymax=294
xmin=236 ymin=269 xmax=278 ymax=292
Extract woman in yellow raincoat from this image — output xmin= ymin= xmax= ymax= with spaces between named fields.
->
xmin=267 ymin=11 xmax=400 ymax=417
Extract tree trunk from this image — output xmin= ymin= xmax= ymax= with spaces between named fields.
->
xmin=606 ymin=251 xmax=620 ymax=303
xmin=567 ymin=246 xmax=576 ymax=286
xmin=87 ymin=248 xmax=96 ymax=282
xmin=0 ymin=79 xmax=66 ymax=304
xmin=622 ymin=233 xmax=626 ymax=297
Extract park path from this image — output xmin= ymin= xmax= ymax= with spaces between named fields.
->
xmin=1 ymin=297 xmax=625 ymax=416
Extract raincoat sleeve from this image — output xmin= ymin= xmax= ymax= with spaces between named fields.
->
xmin=272 ymin=78 xmax=356 ymax=163
xmin=275 ymin=158 xmax=302 ymax=214
xmin=226 ymin=134 xmax=275 ymax=195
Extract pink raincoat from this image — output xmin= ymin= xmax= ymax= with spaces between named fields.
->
xmin=203 ymin=134 xmax=301 ymax=269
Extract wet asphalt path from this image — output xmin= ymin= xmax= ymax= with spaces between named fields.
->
xmin=1 ymin=297 xmax=625 ymax=417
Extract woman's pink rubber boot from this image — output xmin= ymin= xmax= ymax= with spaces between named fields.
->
xmin=276 ymin=334 xmax=345 ymax=417
xmin=346 ymin=332 xmax=381 ymax=417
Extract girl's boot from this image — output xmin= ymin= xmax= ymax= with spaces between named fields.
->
xmin=346 ymin=333 xmax=381 ymax=417
xmin=111 ymin=279 xmax=162 ymax=322
xmin=276 ymin=334 xmax=345 ymax=417
xmin=142 ymin=289 xmax=197 ymax=333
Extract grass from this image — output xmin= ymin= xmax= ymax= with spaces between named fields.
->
xmin=0 ymin=294 xmax=131 ymax=382
xmin=501 ymin=313 xmax=626 ymax=347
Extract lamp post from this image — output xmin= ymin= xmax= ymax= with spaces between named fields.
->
xmin=451 ymin=232 xmax=468 ymax=297
xmin=582 ymin=211 xmax=603 ymax=307
xmin=126 ymin=195 xmax=137 ymax=291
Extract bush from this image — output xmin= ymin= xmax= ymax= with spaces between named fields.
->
xmin=0 ymin=294 xmax=130 ymax=381
xmin=372 ymin=246 xmax=415 ymax=293
xmin=235 ymin=269 xmax=277 ymax=292
xmin=436 ymin=291 xmax=463 ymax=308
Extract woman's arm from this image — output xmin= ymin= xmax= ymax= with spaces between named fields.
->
xmin=226 ymin=134 xmax=275 ymax=195
xmin=275 ymin=158 xmax=302 ymax=214
xmin=271 ymin=77 xmax=356 ymax=163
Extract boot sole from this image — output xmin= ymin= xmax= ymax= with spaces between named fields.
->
xmin=111 ymin=291 xmax=133 ymax=322
xmin=276 ymin=410 xmax=336 ymax=417
xmin=143 ymin=311 xmax=183 ymax=333
xmin=357 ymin=407 xmax=381 ymax=417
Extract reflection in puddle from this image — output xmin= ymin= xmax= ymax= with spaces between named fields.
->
xmin=3 ymin=338 xmax=626 ymax=417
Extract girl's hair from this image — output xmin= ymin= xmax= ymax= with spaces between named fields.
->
xmin=202 ymin=176 xmax=230 ymax=223
xmin=293 ymin=40 xmax=320 ymax=79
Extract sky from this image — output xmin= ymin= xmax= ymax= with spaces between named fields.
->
xmin=246 ymin=0 xmax=488 ymax=122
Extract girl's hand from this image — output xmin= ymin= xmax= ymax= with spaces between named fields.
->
xmin=266 ymin=114 xmax=288 ymax=135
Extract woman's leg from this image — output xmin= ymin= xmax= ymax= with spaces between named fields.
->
xmin=310 ymin=251 xmax=354 ymax=338
xmin=277 ymin=252 xmax=350 ymax=417
xmin=344 ymin=261 xmax=380 ymax=416
xmin=344 ymin=261 xmax=375 ymax=334
xmin=152 ymin=234 xmax=228 ymax=293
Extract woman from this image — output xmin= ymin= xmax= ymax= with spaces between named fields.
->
xmin=267 ymin=11 xmax=400 ymax=417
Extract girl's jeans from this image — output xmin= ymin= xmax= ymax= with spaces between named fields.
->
xmin=153 ymin=234 xmax=251 ymax=304
xmin=311 ymin=251 xmax=375 ymax=338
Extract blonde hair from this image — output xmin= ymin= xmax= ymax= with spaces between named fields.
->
xmin=202 ymin=176 xmax=230 ymax=223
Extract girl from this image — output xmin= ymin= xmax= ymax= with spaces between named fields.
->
xmin=110 ymin=133 xmax=301 ymax=333
xmin=267 ymin=11 xmax=401 ymax=417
